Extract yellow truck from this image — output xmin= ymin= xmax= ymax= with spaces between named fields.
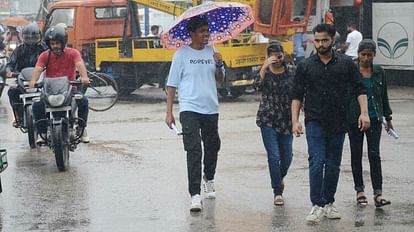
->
xmin=95 ymin=0 xmax=267 ymax=97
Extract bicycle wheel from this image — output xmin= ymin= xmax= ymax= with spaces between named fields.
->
xmin=84 ymin=72 xmax=119 ymax=112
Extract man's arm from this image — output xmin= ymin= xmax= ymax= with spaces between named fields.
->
xmin=28 ymin=65 xmax=43 ymax=88
xmin=75 ymin=61 xmax=90 ymax=84
xmin=165 ymin=87 xmax=176 ymax=129
xmin=5 ymin=48 xmax=18 ymax=77
xmin=357 ymin=94 xmax=370 ymax=131
xmin=349 ymin=60 xmax=370 ymax=130
xmin=291 ymin=99 xmax=303 ymax=137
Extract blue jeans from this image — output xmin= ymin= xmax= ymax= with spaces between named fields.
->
xmin=305 ymin=121 xmax=345 ymax=207
xmin=260 ymin=126 xmax=293 ymax=196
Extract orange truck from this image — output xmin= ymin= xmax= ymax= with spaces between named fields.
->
xmin=42 ymin=0 xmax=141 ymax=69
xmin=43 ymin=0 xmax=267 ymax=97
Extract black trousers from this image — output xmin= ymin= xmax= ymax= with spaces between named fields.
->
xmin=348 ymin=120 xmax=383 ymax=195
xmin=180 ymin=111 xmax=221 ymax=196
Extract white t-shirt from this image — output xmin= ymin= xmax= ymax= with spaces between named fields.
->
xmin=167 ymin=45 xmax=219 ymax=114
xmin=345 ymin=30 xmax=363 ymax=57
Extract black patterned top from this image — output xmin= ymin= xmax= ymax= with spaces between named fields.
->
xmin=256 ymin=66 xmax=294 ymax=134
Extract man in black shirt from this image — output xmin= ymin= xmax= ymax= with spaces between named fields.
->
xmin=291 ymin=23 xmax=370 ymax=223
xmin=6 ymin=23 xmax=48 ymax=127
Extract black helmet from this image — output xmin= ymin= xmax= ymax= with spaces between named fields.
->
xmin=44 ymin=25 xmax=68 ymax=51
xmin=22 ymin=23 xmax=41 ymax=45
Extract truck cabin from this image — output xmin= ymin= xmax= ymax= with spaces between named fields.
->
xmin=44 ymin=0 xmax=139 ymax=54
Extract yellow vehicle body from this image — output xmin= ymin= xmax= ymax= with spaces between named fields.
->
xmin=95 ymin=34 xmax=267 ymax=69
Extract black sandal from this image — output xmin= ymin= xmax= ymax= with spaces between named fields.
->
xmin=374 ymin=194 xmax=391 ymax=208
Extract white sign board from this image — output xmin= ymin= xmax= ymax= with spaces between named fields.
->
xmin=373 ymin=3 xmax=414 ymax=69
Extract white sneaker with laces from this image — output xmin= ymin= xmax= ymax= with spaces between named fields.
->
xmin=190 ymin=194 xmax=202 ymax=212
xmin=80 ymin=128 xmax=90 ymax=143
xmin=203 ymin=176 xmax=216 ymax=199
xmin=306 ymin=206 xmax=325 ymax=223
xmin=325 ymin=203 xmax=341 ymax=219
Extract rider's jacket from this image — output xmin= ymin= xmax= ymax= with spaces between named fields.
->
xmin=6 ymin=42 xmax=48 ymax=73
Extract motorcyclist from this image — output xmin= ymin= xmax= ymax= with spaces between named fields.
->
xmin=5 ymin=23 xmax=48 ymax=127
xmin=30 ymin=25 xmax=90 ymax=143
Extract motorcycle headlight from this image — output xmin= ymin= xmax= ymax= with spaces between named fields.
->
xmin=47 ymin=94 xmax=65 ymax=107
xmin=9 ymin=43 xmax=17 ymax=50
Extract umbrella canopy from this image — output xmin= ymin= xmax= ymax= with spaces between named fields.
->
xmin=161 ymin=1 xmax=254 ymax=49
xmin=1 ymin=16 xmax=30 ymax=27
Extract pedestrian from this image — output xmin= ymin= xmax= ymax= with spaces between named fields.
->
xmin=4 ymin=26 xmax=22 ymax=45
xmin=348 ymin=39 xmax=392 ymax=207
xmin=148 ymin=25 xmax=160 ymax=37
xmin=30 ymin=25 xmax=90 ymax=143
xmin=164 ymin=16 xmax=224 ymax=212
xmin=339 ymin=22 xmax=363 ymax=59
xmin=148 ymin=25 xmax=161 ymax=48
xmin=293 ymin=17 xmax=307 ymax=63
xmin=291 ymin=23 xmax=370 ymax=223
xmin=256 ymin=43 xmax=295 ymax=206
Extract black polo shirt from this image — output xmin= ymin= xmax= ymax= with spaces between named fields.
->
xmin=292 ymin=51 xmax=366 ymax=134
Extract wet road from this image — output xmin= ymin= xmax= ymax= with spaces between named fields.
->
xmin=0 ymin=86 xmax=413 ymax=231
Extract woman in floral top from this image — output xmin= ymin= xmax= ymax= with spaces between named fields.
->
xmin=256 ymin=44 xmax=295 ymax=206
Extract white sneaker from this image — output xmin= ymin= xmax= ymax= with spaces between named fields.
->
xmin=324 ymin=203 xmax=341 ymax=219
xmin=203 ymin=176 xmax=216 ymax=199
xmin=36 ymin=133 xmax=46 ymax=145
xmin=80 ymin=128 xmax=90 ymax=143
xmin=306 ymin=206 xmax=325 ymax=223
xmin=190 ymin=194 xmax=202 ymax=212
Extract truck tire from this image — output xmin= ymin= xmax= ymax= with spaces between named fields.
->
xmin=230 ymin=87 xmax=245 ymax=99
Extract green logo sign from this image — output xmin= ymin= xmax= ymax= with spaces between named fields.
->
xmin=377 ymin=22 xmax=408 ymax=59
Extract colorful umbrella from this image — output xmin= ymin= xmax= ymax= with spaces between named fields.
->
xmin=1 ymin=16 xmax=30 ymax=27
xmin=161 ymin=1 xmax=254 ymax=49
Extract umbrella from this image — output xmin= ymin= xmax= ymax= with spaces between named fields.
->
xmin=161 ymin=1 xmax=254 ymax=49
xmin=1 ymin=17 xmax=30 ymax=27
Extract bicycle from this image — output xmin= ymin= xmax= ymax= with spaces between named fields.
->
xmin=82 ymin=71 xmax=119 ymax=112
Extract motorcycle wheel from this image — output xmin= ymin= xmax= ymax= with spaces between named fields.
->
xmin=26 ymin=105 xmax=37 ymax=149
xmin=52 ymin=123 xmax=69 ymax=172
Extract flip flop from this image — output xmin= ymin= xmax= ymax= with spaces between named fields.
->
xmin=357 ymin=195 xmax=368 ymax=206
xmin=374 ymin=195 xmax=391 ymax=208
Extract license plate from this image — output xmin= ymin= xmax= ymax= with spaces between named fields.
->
xmin=231 ymin=79 xmax=254 ymax=86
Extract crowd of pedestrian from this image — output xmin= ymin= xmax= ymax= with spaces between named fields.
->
xmin=165 ymin=20 xmax=394 ymax=225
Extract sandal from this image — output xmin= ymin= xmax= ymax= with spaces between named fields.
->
xmin=357 ymin=194 xmax=368 ymax=206
xmin=274 ymin=195 xmax=284 ymax=206
xmin=374 ymin=194 xmax=391 ymax=208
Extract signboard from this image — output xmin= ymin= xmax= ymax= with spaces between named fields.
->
xmin=373 ymin=3 xmax=414 ymax=69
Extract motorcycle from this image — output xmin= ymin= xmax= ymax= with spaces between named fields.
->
xmin=14 ymin=67 xmax=44 ymax=148
xmin=35 ymin=76 xmax=85 ymax=171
